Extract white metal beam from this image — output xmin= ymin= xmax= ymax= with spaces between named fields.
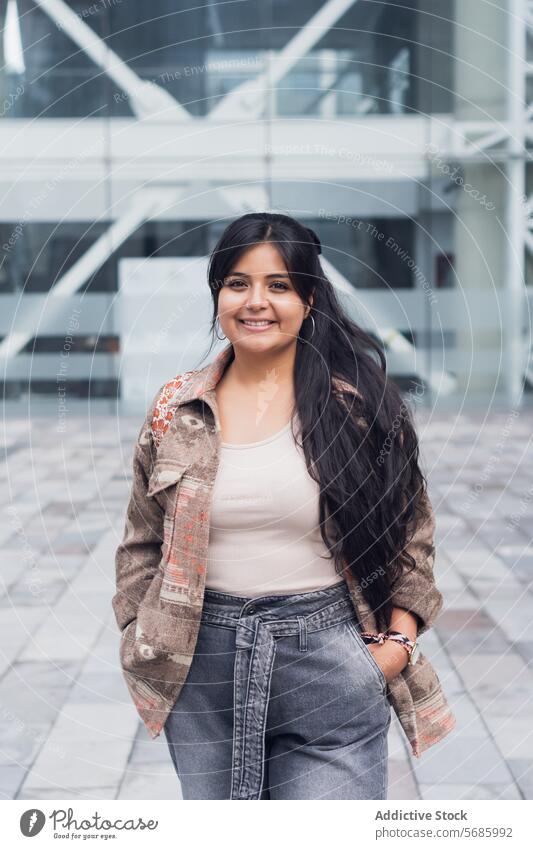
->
xmin=3 ymin=0 xmax=25 ymax=74
xmin=319 ymin=256 xmax=456 ymax=395
xmin=217 ymin=185 xmax=270 ymax=213
xmin=35 ymin=0 xmax=190 ymax=121
xmin=505 ymin=0 xmax=527 ymax=405
xmin=455 ymin=102 xmax=533 ymax=160
xmin=0 ymin=189 xmax=183 ymax=361
xmin=458 ymin=125 xmax=510 ymax=157
xmin=210 ymin=0 xmax=360 ymax=119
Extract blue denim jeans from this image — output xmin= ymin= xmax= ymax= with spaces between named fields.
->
xmin=163 ymin=579 xmax=391 ymax=800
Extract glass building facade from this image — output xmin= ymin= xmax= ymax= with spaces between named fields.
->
xmin=0 ymin=0 xmax=530 ymax=409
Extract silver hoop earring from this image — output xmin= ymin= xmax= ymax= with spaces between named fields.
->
xmin=307 ymin=313 xmax=316 ymax=339
xmin=215 ymin=316 xmax=226 ymax=340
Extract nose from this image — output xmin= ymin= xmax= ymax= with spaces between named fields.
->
xmin=246 ymin=285 xmax=269 ymax=309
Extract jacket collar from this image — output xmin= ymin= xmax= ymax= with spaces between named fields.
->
xmin=168 ymin=342 xmax=234 ymax=408
xmin=168 ymin=341 xmax=359 ymax=408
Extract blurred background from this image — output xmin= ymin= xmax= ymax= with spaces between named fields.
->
xmin=1 ymin=0 xmax=533 ymax=802
xmin=1 ymin=0 xmax=532 ymax=411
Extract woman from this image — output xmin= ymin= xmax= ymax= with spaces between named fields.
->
xmin=112 ymin=212 xmax=455 ymax=801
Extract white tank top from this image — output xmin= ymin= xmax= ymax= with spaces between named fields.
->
xmin=205 ymin=414 xmax=344 ymax=596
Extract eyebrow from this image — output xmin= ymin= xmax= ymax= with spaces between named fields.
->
xmin=225 ymin=272 xmax=291 ymax=278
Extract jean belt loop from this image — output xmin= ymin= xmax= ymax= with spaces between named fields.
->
xmin=297 ymin=616 xmax=308 ymax=652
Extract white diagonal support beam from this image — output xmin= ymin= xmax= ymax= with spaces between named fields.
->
xmin=217 ymin=185 xmax=270 ymax=214
xmin=459 ymin=125 xmax=510 ymax=157
xmin=35 ymin=0 xmax=190 ymax=121
xmin=457 ymin=104 xmax=533 ymax=159
xmin=210 ymin=0 xmax=360 ymax=120
xmin=0 ymin=189 xmax=183 ymax=361
xmin=319 ymin=257 xmax=456 ymax=395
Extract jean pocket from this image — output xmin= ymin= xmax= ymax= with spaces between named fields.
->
xmin=345 ymin=619 xmax=388 ymax=694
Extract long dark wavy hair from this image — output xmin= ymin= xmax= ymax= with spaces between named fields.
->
xmin=204 ymin=211 xmax=431 ymax=631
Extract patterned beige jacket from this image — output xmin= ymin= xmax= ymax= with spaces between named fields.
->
xmin=112 ymin=342 xmax=456 ymax=758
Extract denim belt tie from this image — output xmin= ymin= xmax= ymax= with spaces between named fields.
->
xmin=231 ymin=611 xmax=310 ymax=800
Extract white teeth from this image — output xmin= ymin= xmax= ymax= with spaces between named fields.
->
xmin=241 ymin=320 xmax=273 ymax=326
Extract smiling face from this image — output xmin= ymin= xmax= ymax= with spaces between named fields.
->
xmin=217 ymin=242 xmax=314 ymax=354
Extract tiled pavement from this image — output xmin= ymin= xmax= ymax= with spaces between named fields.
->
xmin=1 ymin=407 xmax=533 ymax=800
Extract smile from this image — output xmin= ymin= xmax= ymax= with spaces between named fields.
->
xmin=238 ymin=319 xmax=277 ymax=330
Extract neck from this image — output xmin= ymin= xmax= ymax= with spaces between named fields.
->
xmin=221 ymin=342 xmax=297 ymax=393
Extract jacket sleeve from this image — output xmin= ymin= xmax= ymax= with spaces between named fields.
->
xmin=111 ymin=386 xmax=165 ymax=633
xmin=389 ymin=488 xmax=442 ymax=636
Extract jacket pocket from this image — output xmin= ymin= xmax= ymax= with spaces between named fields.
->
xmin=119 ymin=600 xmax=190 ymax=688
xmin=346 ymin=619 xmax=388 ymax=693
xmin=118 ymin=598 xmax=192 ymax=710
xmin=147 ymin=458 xmax=189 ymax=498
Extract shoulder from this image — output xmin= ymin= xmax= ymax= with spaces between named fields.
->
xmin=150 ymin=370 xmax=197 ymax=445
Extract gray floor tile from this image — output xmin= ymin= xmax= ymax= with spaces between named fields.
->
xmin=17 ymin=785 xmax=117 ymax=800
xmin=412 ymin=734 xmax=515 ymax=785
xmin=0 ymin=765 xmax=26 ymax=799
xmin=2 ymin=411 xmax=533 ymax=800
xmin=506 ymin=759 xmax=533 ymax=800
xmin=117 ymin=761 xmax=180 ymax=800
xmin=419 ymin=782 xmax=522 ymax=800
